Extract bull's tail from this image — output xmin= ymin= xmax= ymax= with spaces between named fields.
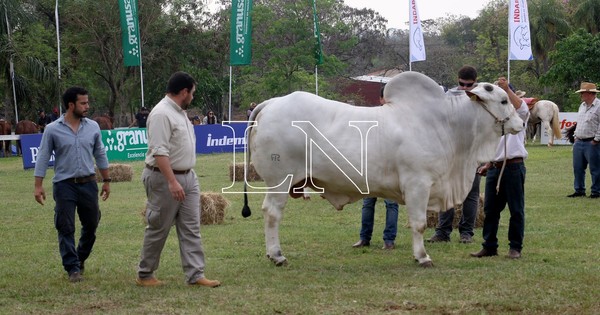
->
xmin=241 ymin=101 xmax=268 ymax=218
xmin=551 ymin=105 xmax=562 ymax=139
xmin=241 ymin=117 xmax=253 ymax=218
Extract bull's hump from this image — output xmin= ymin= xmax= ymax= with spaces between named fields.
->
xmin=384 ymin=71 xmax=446 ymax=108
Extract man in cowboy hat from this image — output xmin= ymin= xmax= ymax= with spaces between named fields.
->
xmin=568 ymin=82 xmax=600 ymax=198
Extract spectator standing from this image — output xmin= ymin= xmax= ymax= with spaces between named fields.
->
xmin=37 ymin=109 xmax=52 ymax=133
xmin=202 ymin=110 xmax=217 ymax=124
xmin=247 ymin=102 xmax=257 ymax=119
xmin=136 ymin=71 xmax=220 ymax=288
xmin=567 ymin=82 xmax=600 ymax=198
xmin=471 ymin=76 xmax=529 ymax=259
xmin=428 ymin=65 xmax=481 ymax=244
xmin=352 ymin=85 xmax=399 ymax=250
xmin=33 ymin=86 xmax=111 ymax=282
xmin=128 ymin=107 xmax=150 ymax=128
xmin=50 ymin=107 xmax=60 ymax=121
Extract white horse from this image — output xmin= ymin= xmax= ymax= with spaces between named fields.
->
xmin=525 ymin=98 xmax=562 ymax=146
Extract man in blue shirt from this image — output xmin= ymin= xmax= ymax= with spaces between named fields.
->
xmin=34 ymin=86 xmax=111 ymax=283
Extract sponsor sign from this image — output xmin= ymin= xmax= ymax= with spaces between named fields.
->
xmin=540 ymin=112 xmax=577 ymax=145
xmin=20 ymin=124 xmax=249 ymax=169
xmin=101 ymin=128 xmax=148 ymax=161
xmin=195 ymin=123 xmax=247 ymax=154
xmin=21 ymin=134 xmax=55 ymax=169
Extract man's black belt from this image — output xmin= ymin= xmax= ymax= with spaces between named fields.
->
xmin=490 ymin=158 xmax=523 ymax=168
xmin=65 ymin=175 xmax=96 ymax=184
xmin=145 ymin=164 xmax=191 ymax=175
xmin=577 ymin=137 xmax=595 ymax=142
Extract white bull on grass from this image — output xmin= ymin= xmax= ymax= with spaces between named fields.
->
xmin=241 ymin=71 xmax=524 ymax=267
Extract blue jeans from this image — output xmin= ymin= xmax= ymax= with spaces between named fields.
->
xmin=482 ymin=163 xmax=526 ymax=252
xmin=572 ymin=140 xmax=600 ymax=194
xmin=53 ymin=180 xmax=101 ymax=274
xmin=359 ymin=198 xmax=399 ymax=243
xmin=435 ymin=174 xmax=480 ymax=239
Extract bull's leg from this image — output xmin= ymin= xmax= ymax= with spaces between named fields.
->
xmin=262 ymin=192 xmax=289 ymax=266
xmin=404 ymin=192 xmax=433 ymax=267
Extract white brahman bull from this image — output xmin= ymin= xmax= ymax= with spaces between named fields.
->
xmin=241 ymin=71 xmax=524 ymax=267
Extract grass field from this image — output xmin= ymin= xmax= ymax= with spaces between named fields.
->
xmin=0 ymin=144 xmax=599 ymax=314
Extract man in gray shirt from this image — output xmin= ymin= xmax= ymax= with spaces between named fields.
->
xmin=34 ymin=86 xmax=111 ymax=283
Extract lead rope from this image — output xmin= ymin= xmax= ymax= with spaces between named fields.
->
xmin=496 ymin=123 xmax=508 ymax=194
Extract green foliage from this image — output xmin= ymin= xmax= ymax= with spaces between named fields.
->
xmin=541 ymin=29 xmax=600 ymax=110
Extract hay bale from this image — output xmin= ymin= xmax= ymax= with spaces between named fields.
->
xmin=200 ymin=192 xmax=230 ymax=225
xmin=229 ymin=163 xmax=261 ymax=182
xmin=96 ymin=163 xmax=133 ymax=182
xmin=407 ymin=194 xmax=485 ymax=228
xmin=424 ymin=194 xmax=485 ymax=228
xmin=140 ymin=192 xmax=230 ymax=226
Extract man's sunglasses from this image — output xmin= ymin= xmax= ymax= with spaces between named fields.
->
xmin=458 ymin=81 xmax=475 ymax=87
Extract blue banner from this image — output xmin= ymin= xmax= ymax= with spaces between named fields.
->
xmin=20 ymin=123 xmax=249 ymax=169
xmin=194 ymin=123 xmax=248 ymax=154
xmin=21 ymin=134 xmax=55 ymax=169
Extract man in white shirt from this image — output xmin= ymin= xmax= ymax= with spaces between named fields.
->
xmin=567 ymin=82 xmax=600 ymax=198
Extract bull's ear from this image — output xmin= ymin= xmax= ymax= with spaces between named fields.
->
xmin=466 ymin=91 xmax=480 ymax=102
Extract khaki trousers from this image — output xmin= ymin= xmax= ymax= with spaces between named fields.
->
xmin=138 ymin=168 xmax=206 ymax=283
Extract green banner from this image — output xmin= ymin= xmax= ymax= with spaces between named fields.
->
xmin=118 ymin=0 xmax=141 ymax=66
xmin=230 ymin=0 xmax=253 ymax=65
xmin=101 ymin=128 xmax=147 ymax=161
xmin=312 ymin=0 xmax=323 ymax=65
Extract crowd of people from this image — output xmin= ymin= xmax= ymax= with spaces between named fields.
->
xmin=30 ymin=66 xmax=599 ymax=286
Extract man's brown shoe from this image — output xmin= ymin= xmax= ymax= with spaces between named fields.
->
xmin=189 ymin=278 xmax=221 ymax=288
xmin=427 ymin=235 xmax=450 ymax=243
xmin=507 ymin=249 xmax=522 ymax=259
xmin=136 ymin=277 xmax=164 ymax=287
xmin=470 ymin=248 xmax=498 ymax=257
xmin=68 ymin=271 xmax=83 ymax=283
xmin=382 ymin=242 xmax=395 ymax=250
xmin=352 ymin=240 xmax=370 ymax=248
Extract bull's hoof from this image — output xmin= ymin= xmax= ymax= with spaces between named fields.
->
xmin=419 ymin=261 xmax=434 ymax=268
xmin=271 ymin=256 xmax=288 ymax=266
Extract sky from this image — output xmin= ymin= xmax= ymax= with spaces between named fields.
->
xmin=343 ymin=0 xmax=492 ymax=30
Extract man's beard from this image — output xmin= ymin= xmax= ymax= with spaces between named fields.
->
xmin=73 ymin=108 xmax=87 ymax=118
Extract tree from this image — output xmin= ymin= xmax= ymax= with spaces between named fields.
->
xmin=529 ymin=0 xmax=571 ymax=76
xmin=0 ymin=0 xmax=58 ymax=121
xmin=571 ymin=0 xmax=600 ymax=34
xmin=541 ymin=29 xmax=600 ymax=110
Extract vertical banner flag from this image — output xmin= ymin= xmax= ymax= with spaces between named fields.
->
xmin=118 ymin=0 xmax=141 ymax=66
xmin=509 ymin=0 xmax=533 ymax=60
xmin=409 ymin=0 xmax=426 ymax=62
xmin=230 ymin=0 xmax=253 ymax=65
xmin=312 ymin=0 xmax=323 ymax=65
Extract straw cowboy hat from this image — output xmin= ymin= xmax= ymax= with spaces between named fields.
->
xmin=575 ymin=82 xmax=600 ymax=93
xmin=516 ymin=90 xmax=526 ymax=97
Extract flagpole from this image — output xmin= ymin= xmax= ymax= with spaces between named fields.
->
xmin=229 ymin=66 xmax=232 ymax=122
xmin=507 ymin=3 xmax=511 ymax=83
xmin=139 ymin=41 xmax=145 ymax=108
xmin=315 ymin=65 xmax=318 ymax=96
xmin=55 ymin=0 xmax=62 ymax=115
xmin=408 ymin=0 xmax=411 ymax=72
xmin=4 ymin=6 xmax=18 ymax=123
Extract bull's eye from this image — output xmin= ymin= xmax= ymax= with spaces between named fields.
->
xmin=484 ymin=84 xmax=494 ymax=92
xmin=501 ymin=100 xmax=508 ymax=105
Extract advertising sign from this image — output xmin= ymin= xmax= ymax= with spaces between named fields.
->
xmin=539 ymin=112 xmax=577 ymax=145
xmin=20 ymin=133 xmax=54 ymax=169
xmin=101 ymin=128 xmax=148 ymax=161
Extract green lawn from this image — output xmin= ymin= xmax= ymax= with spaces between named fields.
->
xmin=0 ymin=144 xmax=598 ymax=314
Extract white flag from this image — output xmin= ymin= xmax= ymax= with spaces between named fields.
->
xmin=409 ymin=0 xmax=426 ymax=62
xmin=509 ymin=0 xmax=533 ymax=60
